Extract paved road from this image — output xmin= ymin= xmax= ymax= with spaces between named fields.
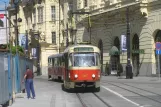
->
xmin=9 ymin=76 xmax=161 ymax=107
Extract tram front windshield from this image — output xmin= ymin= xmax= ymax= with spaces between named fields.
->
xmin=69 ymin=53 xmax=100 ymax=67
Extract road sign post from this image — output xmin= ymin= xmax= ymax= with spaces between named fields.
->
xmin=157 ymin=52 xmax=161 ymax=81
xmin=155 ymin=42 xmax=161 ymax=81
xmin=0 ymin=14 xmax=4 ymax=18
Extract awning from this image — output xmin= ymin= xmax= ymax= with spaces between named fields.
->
xmin=109 ymin=46 xmax=120 ymax=56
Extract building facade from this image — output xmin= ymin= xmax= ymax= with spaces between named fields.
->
xmin=68 ymin=0 xmax=161 ymax=76
xmin=9 ymin=0 xmax=65 ymax=75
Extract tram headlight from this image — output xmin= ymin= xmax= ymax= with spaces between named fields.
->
xmin=69 ymin=73 xmax=70 ymax=78
xmin=92 ymin=74 xmax=96 ymax=78
xmin=74 ymin=74 xmax=78 ymax=79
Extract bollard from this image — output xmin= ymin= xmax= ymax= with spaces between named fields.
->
xmin=12 ymin=91 xmax=15 ymax=102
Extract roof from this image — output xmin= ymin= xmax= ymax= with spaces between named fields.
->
xmin=48 ymin=44 xmax=100 ymax=58
xmin=64 ymin=44 xmax=99 ymax=53
xmin=48 ymin=53 xmax=63 ymax=58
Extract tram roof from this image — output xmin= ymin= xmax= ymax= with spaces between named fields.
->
xmin=48 ymin=45 xmax=100 ymax=59
xmin=64 ymin=44 xmax=100 ymax=53
xmin=48 ymin=53 xmax=63 ymax=58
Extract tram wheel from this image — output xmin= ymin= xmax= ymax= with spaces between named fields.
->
xmin=95 ymin=87 xmax=100 ymax=92
xmin=48 ymin=75 xmax=51 ymax=81
xmin=61 ymin=84 xmax=66 ymax=91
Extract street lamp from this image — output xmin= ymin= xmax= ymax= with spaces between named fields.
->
xmin=31 ymin=30 xmax=41 ymax=75
xmin=126 ymin=7 xmax=133 ymax=79
xmin=13 ymin=1 xmax=19 ymax=46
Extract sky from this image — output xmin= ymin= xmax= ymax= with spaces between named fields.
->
xmin=0 ymin=0 xmax=9 ymax=10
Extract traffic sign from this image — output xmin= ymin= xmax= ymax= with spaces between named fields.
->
xmin=156 ymin=42 xmax=161 ymax=49
xmin=156 ymin=50 xmax=161 ymax=55
xmin=0 ymin=14 xmax=4 ymax=19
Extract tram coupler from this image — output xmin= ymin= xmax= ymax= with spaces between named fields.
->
xmin=81 ymin=83 xmax=86 ymax=88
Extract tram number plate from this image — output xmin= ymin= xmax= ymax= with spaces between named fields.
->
xmin=83 ymin=74 xmax=88 ymax=77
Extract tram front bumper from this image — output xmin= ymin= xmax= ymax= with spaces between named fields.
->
xmin=75 ymin=81 xmax=100 ymax=88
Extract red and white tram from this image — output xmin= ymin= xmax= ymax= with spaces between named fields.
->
xmin=48 ymin=45 xmax=101 ymax=91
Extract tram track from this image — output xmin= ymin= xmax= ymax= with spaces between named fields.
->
xmin=76 ymin=92 xmax=112 ymax=107
xmin=92 ymin=92 xmax=112 ymax=107
xmin=76 ymin=93 xmax=88 ymax=107
xmin=107 ymin=82 xmax=161 ymax=104
xmin=120 ymin=82 xmax=161 ymax=97
xmin=102 ymin=81 xmax=161 ymax=97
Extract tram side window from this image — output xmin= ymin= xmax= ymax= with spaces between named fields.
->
xmin=95 ymin=53 xmax=100 ymax=66
xmin=58 ymin=57 xmax=61 ymax=66
xmin=48 ymin=58 xmax=52 ymax=66
xmin=54 ymin=58 xmax=57 ymax=66
xmin=52 ymin=58 xmax=54 ymax=66
xmin=69 ymin=54 xmax=73 ymax=66
xmin=61 ymin=57 xmax=65 ymax=66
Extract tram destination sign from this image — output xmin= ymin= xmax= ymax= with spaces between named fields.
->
xmin=74 ymin=47 xmax=94 ymax=52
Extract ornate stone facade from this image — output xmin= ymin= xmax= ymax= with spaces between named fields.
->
xmin=67 ymin=0 xmax=161 ymax=76
xmin=9 ymin=0 xmax=64 ymax=75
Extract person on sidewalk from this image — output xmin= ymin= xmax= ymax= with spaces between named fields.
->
xmin=117 ymin=63 xmax=123 ymax=77
xmin=23 ymin=65 xmax=36 ymax=99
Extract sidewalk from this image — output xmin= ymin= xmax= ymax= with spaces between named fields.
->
xmin=9 ymin=76 xmax=55 ymax=107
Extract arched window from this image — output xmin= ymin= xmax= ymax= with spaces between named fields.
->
xmin=98 ymin=39 xmax=103 ymax=64
xmin=155 ymin=30 xmax=161 ymax=42
xmin=114 ymin=37 xmax=120 ymax=50
xmin=132 ymin=34 xmax=140 ymax=76
xmin=155 ymin=30 xmax=161 ymax=75
xmin=132 ymin=34 xmax=139 ymax=50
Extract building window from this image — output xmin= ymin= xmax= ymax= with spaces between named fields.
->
xmin=33 ymin=8 xmax=36 ymax=24
xmin=51 ymin=6 xmax=56 ymax=21
xmin=38 ymin=7 xmax=43 ymax=23
xmin=52 ymin=32 xmax=56 ymax=44
xmin=38 ymin=0 xmax=42 ymax=4
xmin=68 ymin=2 xmax=73 ymax=11
xmin=84 ymin=0 xmax=88 ymax=7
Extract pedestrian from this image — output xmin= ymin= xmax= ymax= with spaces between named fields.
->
xmin=117 ymin=63 xmax=123 ymax=77
xmin=105 ymin=62 xmax=110 ymax=76
xmin=23 ymin=65 xmax=36 ymax=99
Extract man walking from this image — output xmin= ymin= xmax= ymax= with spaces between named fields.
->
xmin=24 ymin=66 xmax=36 ymax=99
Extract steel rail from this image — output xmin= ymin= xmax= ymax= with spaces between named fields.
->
xmin=107 ymin=82 xmax=161 ymax=104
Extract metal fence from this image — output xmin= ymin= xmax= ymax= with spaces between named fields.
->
xmin=0 ymin=53 xmax=33 ymax=105
xmin=0 ymin=53 xmax=9 ymax=105
xmin=13 ymin=54 xmax=33 ymax=93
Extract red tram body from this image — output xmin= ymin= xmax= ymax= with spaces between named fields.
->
xmin=48 ymin=45 xmax=101 ymax=91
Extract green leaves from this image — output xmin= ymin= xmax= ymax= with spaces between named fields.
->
xmin=0 ymin=43 xmax=25 ymax=55
xmin=10 ymin=45 xmax=24 ymax=55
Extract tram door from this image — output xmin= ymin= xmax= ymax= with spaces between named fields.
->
xmin=64 ymin=53 xmax=69 ymax=81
